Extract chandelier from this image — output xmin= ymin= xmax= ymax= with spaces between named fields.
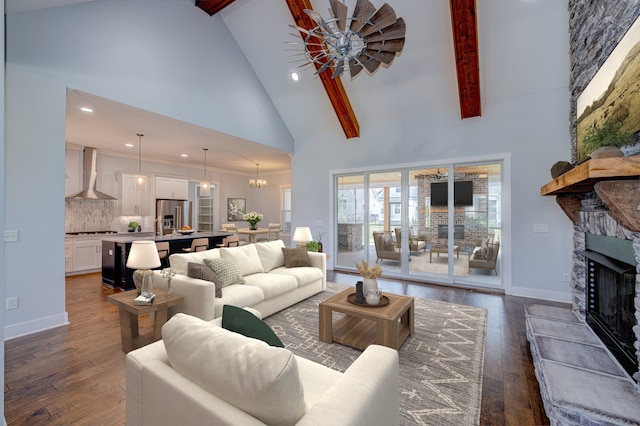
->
xmin=288 ymin=0 xmax=405 ymax=79
xmin=200 ymin=148 xmax=210 ymax=197
xmin=249 ymin=163 xmax=267 ymax=189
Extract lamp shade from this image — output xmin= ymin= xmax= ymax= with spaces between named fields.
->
xmin=126 ymin=241 xmax=161 ymax=269
xmin=292 ymin=227 xmax=313 ymax=243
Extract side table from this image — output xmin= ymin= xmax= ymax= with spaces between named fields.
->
xmin=108 ymin=288 xmax=184 ymax=352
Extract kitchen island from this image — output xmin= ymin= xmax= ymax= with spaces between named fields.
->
xmin=102 ymin=232 xmax=231 ymax=289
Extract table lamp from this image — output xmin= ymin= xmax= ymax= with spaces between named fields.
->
xmin=292 ymin=226 xmax=313 ymax=248
xmin=126 ymin=241 xmax=161 ymax=297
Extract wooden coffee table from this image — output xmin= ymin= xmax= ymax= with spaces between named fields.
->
xmin=430 ymin=244 xmax=460 ymax=262
xmin=319 ymin=289 xmax=414 ymax=350
xmin=108 ymin=288 xmax=184 ymax=352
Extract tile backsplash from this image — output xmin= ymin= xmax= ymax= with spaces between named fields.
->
xmin=65 ymin=199 xmax=118 ymax=232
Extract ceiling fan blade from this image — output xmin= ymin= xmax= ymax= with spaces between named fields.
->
xmin=350 ymin=0 xmax=376 ymax=32
xmin=361 ymin=56 xmax=381 ymax=73
xmin=366 ymin=39 xmax=405 ymax=53
xmin=329 ymin=0 xmax=348 ymax=32
xmin=304 ymin=9 xmax=333 ymax=35
xmin=332 ymin=60 xmax=345 ymax=78
xmin=360 ymin=3 xmax=397 ymax=37
xmin=363 ymin=49 xmax=395 ymax=65
xmin=365 ymin=18 xmax=406 ymax=42
xmin=315 ymin=59 xmax=334 ymax=75
xmin=348 ymin=58 xmax=364 ymax=77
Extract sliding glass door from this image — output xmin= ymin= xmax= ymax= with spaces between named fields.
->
xmin=334 ymin=161 xmax=503 ymax=289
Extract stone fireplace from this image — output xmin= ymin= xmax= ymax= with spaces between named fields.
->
xmin=528 ymin=173 xmax=640 ymax=425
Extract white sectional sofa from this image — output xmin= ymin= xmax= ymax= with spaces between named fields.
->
xmin=126 ymin=313 xmax=400 ymax=426
xmin=151 ymin=240 xmax=326 ymax=321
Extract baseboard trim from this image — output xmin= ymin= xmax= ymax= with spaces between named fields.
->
xmin=508 ymin=286 xmax=571 ymax=303
xmin=4 ymin=312 xmax=69 ymax=340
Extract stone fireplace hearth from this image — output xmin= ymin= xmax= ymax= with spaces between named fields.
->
xmin=528 ymin=174 xmax=640 ymax=425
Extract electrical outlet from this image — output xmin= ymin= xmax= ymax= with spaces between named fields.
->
xmin=4 ymin=230 xmax=19 ymax=243
xmin=533 ymin=224 xmax=548 ymax=233
xmin=6 ymin=297 xmax=18 ymax=310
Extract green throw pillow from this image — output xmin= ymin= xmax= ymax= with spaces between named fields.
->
xmin=203 ymin=257 xmax=245 ymax=288
xmin=221 ymin=305 xmax=284 ymax=347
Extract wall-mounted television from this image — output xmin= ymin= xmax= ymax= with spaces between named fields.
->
xmin=430 ymin=181 xmax=473 ymax=206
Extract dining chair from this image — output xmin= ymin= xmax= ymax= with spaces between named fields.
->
xmin=156 ymin=242 xmax=170 ymax=268
xmin=257 ymin=223 xmax=281 ymax=242
xmin=221 ymin=223 xmax=249 ymax=245
xmin=182 ymin=238 xmax=209 ymax=252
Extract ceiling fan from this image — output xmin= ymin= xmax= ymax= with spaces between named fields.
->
xmin=288 ymin=0 xmax=406 ymax=79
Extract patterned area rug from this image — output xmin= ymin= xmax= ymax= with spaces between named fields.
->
xmin=264 ymin=283 xmax=487 ymax=426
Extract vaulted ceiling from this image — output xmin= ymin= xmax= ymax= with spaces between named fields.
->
xmin=7 ymin=0 xmax=498 ymax=174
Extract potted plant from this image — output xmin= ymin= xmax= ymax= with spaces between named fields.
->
xmin=580 ymin=121 xmax=634 ymax=159
xmin=305 ymin=241 xmax=320 ymax=252
xmin=355 ymin=260 xmax=382 ymax=295
xmin=316 ymin=232 xmax=326 ymax=253
xmin=128 ymin=221 xmax=139 ymax=232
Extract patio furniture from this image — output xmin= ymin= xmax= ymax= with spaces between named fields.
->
xmin=373 ymin=231 xmax=401 ymax=264
xmin=394 ymin=228 xmax=427 ymax=254
xmin=469 ymin=241 xmax=500 ymax=274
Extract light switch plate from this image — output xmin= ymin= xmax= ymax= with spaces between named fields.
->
xmin=533 ymin=224 xmax=548 ymax=233
xmin=4 ymin=230 xmax=19 ymax=242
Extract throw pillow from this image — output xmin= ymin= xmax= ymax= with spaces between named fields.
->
xmin=203 ymin=257 xmax=245 ymax=288
xmin=220 ymin=244 xmax=264 ymax=276
xmin=222 ymin=305 xmax=284 ymax=347
xmin=281 ymin=247 xmax=311 ymax=268
xmin=187 ymin=262 xmax=222 ymax=298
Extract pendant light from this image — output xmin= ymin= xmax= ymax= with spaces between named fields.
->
xmin=249 ymin=163 xmax=267 ymax=189
xmin=135 ymin=133 xmax=148 ymax=192
xmin=200 ymin=148 xmax=211 ymax=197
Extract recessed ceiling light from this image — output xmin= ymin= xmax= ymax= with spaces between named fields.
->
xmin=181 ymin=154 xmax=188 ymax=158
xmin=290 ymin=71 xmax=299 ymax=82
xmin=125 ymin=143 xmax=134 ymax=148
xmin=80 ymin=107 xmax=93 ymax=113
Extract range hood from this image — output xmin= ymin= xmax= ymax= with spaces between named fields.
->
xmin=66 ymin=147 xmax=117 ymax=200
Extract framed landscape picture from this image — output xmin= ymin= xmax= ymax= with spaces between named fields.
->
xmin=227 ymin=198 xmax=246 ymax=221
xmin=577 ymin=14 xmax=640 ymax=162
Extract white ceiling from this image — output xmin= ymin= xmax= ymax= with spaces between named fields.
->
xmin=8 ymin=0 xmax=548 ymax=174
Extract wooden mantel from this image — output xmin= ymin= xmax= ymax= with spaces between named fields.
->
xmin=540 ymin=156 xmax=640 ymax=195
xmin=541 ymin=156 xmax=640 ymax=231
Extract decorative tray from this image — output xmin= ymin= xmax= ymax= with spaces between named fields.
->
xmin=346 ymin=292 xmax=390 ymax=307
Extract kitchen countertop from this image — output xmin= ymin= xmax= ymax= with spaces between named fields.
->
xmin=101 ymin=231 xmax=232 ymax=243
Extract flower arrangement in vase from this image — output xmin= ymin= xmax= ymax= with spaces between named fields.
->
xmin=355 ymin=260 xmax=382 ymax=295
xmin=242 ymin=211 xmax=263 ymax=230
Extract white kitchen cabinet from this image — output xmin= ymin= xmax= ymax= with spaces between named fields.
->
xmin=156 ymin=177 xmax=189 ymax=200
xmin=119 ymin=173 xmax=151 ymax=215
xmin=65 ymin=239 xmax=72 ymax=273
xmin=71 ymin=238 xmax=102 ymax=272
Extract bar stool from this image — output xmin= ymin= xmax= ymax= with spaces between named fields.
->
xmin=182 ymin=238 xmax=208 ymax=253
xmin=156 ymin=242 xmax=170 ymax=268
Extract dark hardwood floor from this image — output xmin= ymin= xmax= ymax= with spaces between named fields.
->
xmin=4 ymin=271 xmax=565 ymax=425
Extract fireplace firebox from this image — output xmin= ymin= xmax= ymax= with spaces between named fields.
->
xmin=582 ymin=233 xmax=638 ymax=379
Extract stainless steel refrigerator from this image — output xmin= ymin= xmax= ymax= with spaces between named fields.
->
xmin=156 ymin=199 xmax=192 ymax=235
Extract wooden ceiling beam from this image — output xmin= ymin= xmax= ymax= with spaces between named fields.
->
xmin=195 ymin=0 xmax=236 ymax=16
xmin=450 ymin=0 xmax=481 ymax=119
xmin=285 ymin=0 xmax=360 ymax=139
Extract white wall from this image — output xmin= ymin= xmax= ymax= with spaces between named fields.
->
xmin=1 ymin=0 xmax=6 ymax=419
xmin=291 ymin=1 xmax=574 ymax=302
xmin=4 ymin=0 xmax=293 ymax=338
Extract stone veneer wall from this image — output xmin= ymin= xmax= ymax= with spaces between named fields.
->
xmin=570 ymin=193 xmax=640 ymax=384
xmin=568 ymin=0 xmax=640 ymax=385
xmin=568 ymin=0 xmax=640 ymax=162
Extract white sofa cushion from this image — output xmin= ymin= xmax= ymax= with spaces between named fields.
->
xmin=254 ymin=240 xmax=286 ymax=272
xmin=243 ymin=273 xmax=298 ymax=299
xmin=221 ymin=244 xmax=265 ymax=276
xmin=162 ymin=313 xmax=305 ymax=426
xmin=169 ymin=248 xmax=220 ymax=275
xmin=270 ymin=266 xmax=324 ymax=287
